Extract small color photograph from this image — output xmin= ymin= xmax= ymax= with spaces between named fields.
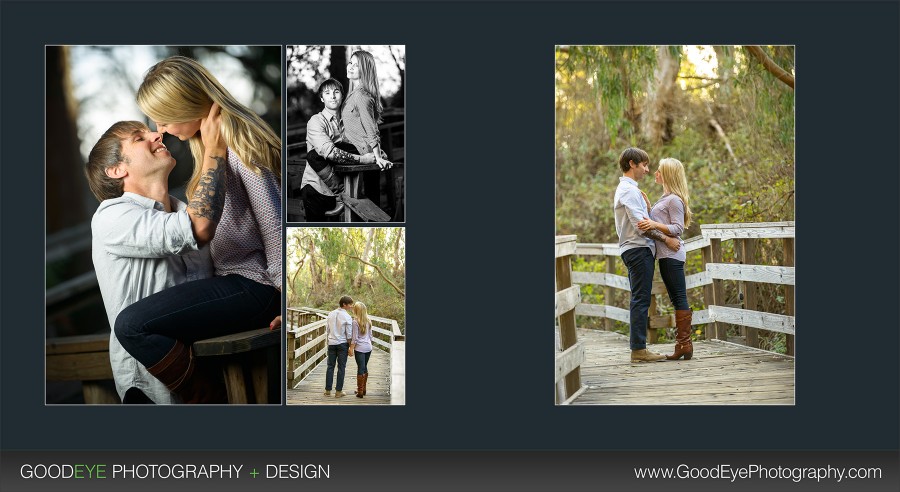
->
xmin=285 ymin=227 xmax=405 ymax=405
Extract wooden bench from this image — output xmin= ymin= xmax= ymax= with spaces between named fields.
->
xmin=47 ymin=329 xmax=280 ymax=404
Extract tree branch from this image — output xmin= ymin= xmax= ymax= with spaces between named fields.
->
xmin=343 ymin=254 xmax=405 ymax=298
xmin=744 ymin=46 xmax=794 ymax=89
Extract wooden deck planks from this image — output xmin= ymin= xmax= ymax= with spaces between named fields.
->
xmin=570 ymin=328 xmax=794 ymax=405
xmin=287 ymin=347 xmax=391 ymax=405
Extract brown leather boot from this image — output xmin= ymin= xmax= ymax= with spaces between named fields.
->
xmin=667 ymin=309 xmax=694 ymax=360
xmin=356 ymin=374 xmax=364 ymax=398
xmin=146 ymin=341 xmax=227 ymax=404
xmin=362 ymin=373 xmax=367 ymax=396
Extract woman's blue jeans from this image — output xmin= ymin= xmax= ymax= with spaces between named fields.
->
xmin=658 ymin=258 xmax=690 ymax=310
xmin=115 ymin=274 xmax=280 ymax=368
xmin=354 ymin=350 xmax=371 ymax=375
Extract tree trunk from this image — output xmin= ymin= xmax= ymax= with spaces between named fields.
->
xmin=355 ymin=228 xmax=375 ymax=287
xmin=46 ymin=46 xmax=90 ymax=233
xmin=713 ymin=45 xmax=734 ymax=97
xmin=643 ymin=46 xmax=679 ymax=145
xmin=330 ymin=46 xmax=347 ymax=87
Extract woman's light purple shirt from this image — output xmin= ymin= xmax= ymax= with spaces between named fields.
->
xmin=649 ymin=193 xmax=686 ymax=262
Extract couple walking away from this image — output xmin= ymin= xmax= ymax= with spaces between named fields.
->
xmin=613 ymin=147 xmax=694 ymax=363
xmin=324 ymin=296 xmax=374 ymax=398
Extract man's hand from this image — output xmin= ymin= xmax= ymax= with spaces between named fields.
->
xmin=200 ymin=102 xmax=226 ymax=155
xmin=664 ymin=236 xmax=681 ymax=252
xmin=269 ymin=315 xmax=282 ymax=331
xmin=360 ymin=153 xmax=377 ymax=165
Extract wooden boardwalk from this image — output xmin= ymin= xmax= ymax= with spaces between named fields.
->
xmin=287 ymin=347 xmax=391 ymax=405
xmin=569 ymin=328 xmax=794 ymax=405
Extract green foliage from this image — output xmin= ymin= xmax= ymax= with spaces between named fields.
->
xmin=557 ymin=46 xmax=794 ymax=244
xmin=287 ymin=228 xmax=406 ymax=332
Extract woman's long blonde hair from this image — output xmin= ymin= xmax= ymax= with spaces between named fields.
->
xmin=658 ymin=158 xmax=693 ymax=228
xmin=353 ymin=301 xmax=371 ymax=335
xmin=349 ymin=50 xmax=383 ymax=124
xmin=136 ymin=56 xmax=281 ymax=198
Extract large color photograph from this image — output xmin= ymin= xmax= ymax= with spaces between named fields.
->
xmin=46 ymin=45 xmax=283 ymax=405
xmin=555 ymin=46 xmax=795 ymax=405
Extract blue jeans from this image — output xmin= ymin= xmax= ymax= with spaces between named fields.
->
xmin=659 ymin=258 xmax=689 ymax=310
xmin=325 ymin=343 xmax=349 ymax=391
xmin=354 ymin=350 xmax=371 ymax=375
xmin=621 ymin=247 xmax=655 ymax=350
xmin=115 ymin=274 xmax=280 ymax=367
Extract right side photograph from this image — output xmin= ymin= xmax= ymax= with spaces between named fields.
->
xmin=555 ymin=46 xmax=795 ymax=405
xmin=285 ymin=45 xmax=405 ymax=223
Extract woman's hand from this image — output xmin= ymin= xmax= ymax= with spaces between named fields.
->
xmin=200 ymin=102 xmax=226 ymax=154
xmin=640 ymin=190 xmax=652 ymax=212
xmin=637 ymin=218 xmax=658 ymax=232
xmin=269 ymin=315 xmax=282 ymax=331
xmin=375 ymin=156 xmax=393 ymax=171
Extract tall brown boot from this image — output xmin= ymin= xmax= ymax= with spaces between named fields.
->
xmin=667 ymin=309 xmax=694 ymax=360
xmin=146 ymin=341 xmax=227 ymax=404
xmin=356 ymin=374 xmax=364 ymax=398
xmin=362 ymin=373 xmax=368 ymax=396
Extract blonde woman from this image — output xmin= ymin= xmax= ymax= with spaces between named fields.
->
xmin=349 ymin=301 xmax=374 ymax=398
xmin=113 ymin=56 xmax=282 ymax=403
xmin=637 ymin=158 xmax=694 ymax=360
xmin=343 ymin=50 xmax=392 ymax=170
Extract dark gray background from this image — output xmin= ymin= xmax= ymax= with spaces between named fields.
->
xmin=2 ymin=1 xmax=899 ymax=451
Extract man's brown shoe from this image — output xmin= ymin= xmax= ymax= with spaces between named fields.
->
xmin=631 ymin=348 xmax=666 ymax=362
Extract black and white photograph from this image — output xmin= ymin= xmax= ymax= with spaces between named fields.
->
xmin=286 ymin=45 xmax=405 ymax=223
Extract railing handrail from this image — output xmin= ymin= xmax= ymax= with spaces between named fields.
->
xmin=286 ymin=306 xmax=406 ymax=404
xmin=287 ymin=306 xmax=404 ymax=341
xmin=558 ymin=221 xmax=796 ymax=354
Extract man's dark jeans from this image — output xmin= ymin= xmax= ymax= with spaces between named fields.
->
xmin=621 ymin=247 xmax=655 ymax=350
xmin=325 ymin=343 xmax=349 ymax=391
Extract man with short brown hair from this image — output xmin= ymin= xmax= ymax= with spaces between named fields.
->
xmin=323 ymin=295 xmax=355 ymax=397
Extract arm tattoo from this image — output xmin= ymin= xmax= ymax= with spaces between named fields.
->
xmin=329 ymin=147 xmax=360 ymax=165
xmin=188 ymin=155 xmax=227 ymax=222
xmin=641 ymin=228 xmax=668 ymax=242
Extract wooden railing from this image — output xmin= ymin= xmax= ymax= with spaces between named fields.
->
xmin=286 ymin=306 xmax=405 ymax=405
xmin=571 ymin=221 xmax=795 ymax=354
xmin=555 ymin=235 xmax=585 ymax=405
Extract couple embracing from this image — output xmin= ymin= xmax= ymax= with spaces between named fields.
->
xmin=87 ymin=56 xmax=281 ymax=404
xmin=324 ymin=296 xmax=374 ymax=398
xmin=614 ymin=147 xmax=694 ymax=363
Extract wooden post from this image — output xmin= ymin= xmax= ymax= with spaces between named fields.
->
xmin=783 ymin=237 xmax=795 ymax=356
xmin=286 ymin=330 xmax=297 ymax=390
xmin=556 ymin=254 xmax=581 ymax=398
xmin=648 ymin=285 xmax=659 ymax=344
xmin=710 ymin=238 xmax=727 ymax=340
xmin=700 ymin=245 xmax=715 ymax=340
xmin=604 ymin=255 xmax=615 ymax=331
xmin=740 ymin=238 xmax=760 ymax=348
